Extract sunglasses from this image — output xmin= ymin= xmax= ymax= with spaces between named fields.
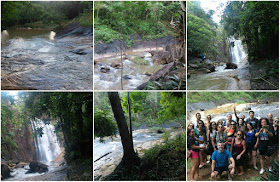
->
xmin=218 ymin=127 xmax=223 ymax=128
xmin=237 ymin=134 xmax=241 ymax=136
xmin=231 ymin=124 xmax=236 ymax=125
xmin=198 ymin=123 xmax=203 ymax=125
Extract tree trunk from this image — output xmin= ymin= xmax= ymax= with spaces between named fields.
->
xmin=108 ymin=92 xmax=137 ymax=162
xmin=127 ymin=92 xmax=133 ymax=141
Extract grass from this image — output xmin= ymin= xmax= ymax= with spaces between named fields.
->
xmin=245 ymin=176 xmax=261 ymax=181
xmin=105 ymin=133 xmax=186 ymax=181
xmin=134 ymin=57 xmax=149 ymax=65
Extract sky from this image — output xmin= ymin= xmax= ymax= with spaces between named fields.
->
xmin=199 ymin=0 xmax=227 ymax=24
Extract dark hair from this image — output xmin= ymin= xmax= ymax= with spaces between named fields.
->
xmin=188 ymin=123 xmax=194 ymax=129
xmin=207 ymin=115 xmax=212 ymax=119
xmin=260 ymin=117 xmax=269 ymax=126
xmin=209 ymin=122 xmax=217 ymax=134
xmin=196 ymin=113 xmax=201 ymax=117
xmin=249 ymin=111 xmax=255 ymax=114
xmin=187 ymin=128 xmax=194 ymax=136
xmin=237 ymin=130 xmax=244 ymax=139
xmin=246 ymin=122 xmax=253 ymax=128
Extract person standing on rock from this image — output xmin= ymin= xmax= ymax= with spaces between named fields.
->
xmin=201 ymin=54 xmax=205 ymax=62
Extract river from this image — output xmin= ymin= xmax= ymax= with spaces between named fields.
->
xmin=94 ymin=128 xmax=181 ymax=180
xmin=1 ymin=28 xmax=93 ymax=90
xmin=187 ymin=37 xmax=250 ymax=90
xmin=94 ymin=52 xmax=163 ymax=90
xmin=188 ymin=102 xmax=279 ymax=124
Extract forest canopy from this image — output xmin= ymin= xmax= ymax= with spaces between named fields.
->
xmin=1 ymin=1 xmax=93 ymax=29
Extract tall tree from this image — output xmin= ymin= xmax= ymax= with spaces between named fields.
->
xmin=107 ymin=92 xmax=138 ymax=164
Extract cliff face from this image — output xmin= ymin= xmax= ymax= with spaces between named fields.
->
xmin=2 ymin=122 xmax=36 ymax=162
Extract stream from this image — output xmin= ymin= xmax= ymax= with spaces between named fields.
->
xmin=188 ymin=37 xmax=250 ymax=90
xmin=1 ymin=28 xmax=93 ymax=90
xmin=188 ymin=102 xmax=279 ymax=124
xmin=94 ymin=52 xmax=163 ymax=90
xmin=94 ymin=128 xmax=180 ymax=180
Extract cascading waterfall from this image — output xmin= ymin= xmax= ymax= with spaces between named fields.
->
xmin=228 ymin=36 xmax=246 ymax=64
xmin=31 ymin=118 xmax=61 ymax=162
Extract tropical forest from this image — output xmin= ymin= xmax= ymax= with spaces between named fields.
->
xmin=1 ymin=1 xmax=93 ymax=90
xmin=94 ymin=1 xmax=186 ymax=90
xmin=1 ymin=92 xmax=93 ymax=181
xmin=187 ymin=1 xmax=279 ymax=90
xmin=94 ymin=92 xmax=186 ymax=180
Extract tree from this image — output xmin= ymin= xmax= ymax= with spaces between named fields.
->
xmin=107 ymin=92 xmax=139 ymax=164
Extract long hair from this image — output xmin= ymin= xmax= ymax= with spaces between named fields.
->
xmin=209 ymin=122 xmax=217 ymax=134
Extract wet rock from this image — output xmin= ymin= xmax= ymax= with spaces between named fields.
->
xmin=100 ymin=67 xmax=110 ymax=73
xmin=64 ymin=56 xmax=72 ymax=62
xmin=189 ymin=64 xmax=199 ymax=69
xmin=145 ymin=72 xmax=152 ymax=76
xmin=150 ymin=50 xmax=172 ymax=64
xmin=157 ymin=129 xmax=164 ymax=133
xmin=123 ymin=75 xmax=132 ymax=80
xmin=225 ymin=62 xmax=238 ymax=69
xmin=70 ymin=49 xmax=87 ymax=55
xmin=27 ymin=161 xmax=48 ymax=174
xmin=202 ymin=63 xmax=215 ymax=72
xmin=94 ymin=59 xmax=102 ymax=65
xmin=1 ymin=163 xmax=11 ymax=179
xmin=110 ymin=61 xmax=121 ymax=69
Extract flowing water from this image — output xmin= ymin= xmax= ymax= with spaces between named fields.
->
xmin=6 ymin=119 xmax=64 ymax=181
xmin=188 ymin=102 xmax=279 ymax=125
xmin=188 ymin=37 xmax=250 ymax=90
xmin=94 ymin=128 xmax=181 ymax=180
xmin=1 ymin=28 xmax=93 ymax=90
xmin=94 ymin=52 xmax=163 ymax=90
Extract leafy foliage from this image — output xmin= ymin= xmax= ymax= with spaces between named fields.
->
xmin=1 ymin=1 xmax=93 ymax=29
xmin=94 ymin=1 xmax=183 ymax=43
xmin=94 ymin=110 xmax=117 ymax=140
xmin=222 ymin=1 xmax=279 ymax=61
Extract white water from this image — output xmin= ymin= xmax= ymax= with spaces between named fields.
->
xmin=228 ymin=36 xmax=246 ymax=64
xmin=31 ymin=118 xmax=61 ymax=162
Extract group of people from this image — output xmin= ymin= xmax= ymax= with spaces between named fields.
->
xmin=187 ymin=107 xmax=279 ymax=181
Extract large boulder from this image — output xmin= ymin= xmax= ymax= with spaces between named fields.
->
xmin=27 ymin=161 xmax=48 ymax=173
xmin=202 ymin=63 xmax=215 ymax=72
xmin=225 ymin=62 xmax=238 ymax=69
xmin=150 ymin=50 xmax=172 ymax=64
xmin=1 ymin=163 xmax=10 ymax=179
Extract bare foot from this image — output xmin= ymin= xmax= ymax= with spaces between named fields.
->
xmin=238 ymin=172 xmax=244 ymax=176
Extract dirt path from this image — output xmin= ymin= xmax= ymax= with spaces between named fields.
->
xmin=187 ymin=158 xmax=272 ymax=181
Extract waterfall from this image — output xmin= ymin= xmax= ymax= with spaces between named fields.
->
xmin=228 ymin=36 xmax=246 ymax=64
xmin=31 ymin=118 xmax=61 ymax=162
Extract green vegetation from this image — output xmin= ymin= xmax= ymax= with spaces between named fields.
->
xmin=1 ymin=1 xmax=93 ymax=29
xmin=94 ymin=92 xmax=186 ymax=136
xmin=187 ymin=1 xmax=220 ymax=60
xmin=1 ymin=92 xmax=93 ymax=170
xmin=187 ymin=92 xmax=279 ymax=103
xmin=261 ymin=160 xmax=279 ymax=181
xmin=94 ymin=1 xmax=183 ymax=44
xmin=105 ymin=133 xmax=186 ymax=180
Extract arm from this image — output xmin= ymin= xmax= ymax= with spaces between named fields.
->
xmin=229 ymin=157 xmax=235 ymax=168
xmin=195 ymin=136 xmax=203 ymax=143
xmin=233 ymin=106 xmax=238 ymax=121
xmin=268 ymin=131 xmax=273 ymax=137
xmin=191 ymin=144 xmax=205 ymax=150
xmin=212 ymin=160 xmax=216 ymax=172
xmin=254 ymin=137 xmax=259 ymax=149
xmin=211 ymin=137 xmax=216 ymax=151
xmin=255 ymin=128 xmax=263 ymax=137
xmin=207 ymin=130 xmax=210 ymax=142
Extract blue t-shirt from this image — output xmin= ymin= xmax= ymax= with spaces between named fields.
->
xmin=211 ymin=149 xmax=232 ymax=167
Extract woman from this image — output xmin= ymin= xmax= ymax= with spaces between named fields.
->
xmin=196 ymin=121 xmax=207 ymax=168
xmin=188 ymin=123 xmax=195 ymax=130
xmin=212 ymin=124 xmax=227 ymax=151
xmin=226 ymin=121 xmax=237 ymax=151
xmin=271 ymin=118 xmax=279 ymax=159
xmin=230 ymin=130 xmax=246 ymax=175
xmin=206 ymin=122 xmax=217 ymax=163
xmin=246 ymin=123 xmax=259 ymax=170
xmin=206 ymin=115 xmax=212 ymax=129
xmin=238 ymin=118 xmax=246 ymax=134
xmin=187 ymin=129 xmax=206 ymax=181
xmin=197 ymin=129 xmax=206 ymax=168
xmin=255 ymin=117 xmax=273 ymax=174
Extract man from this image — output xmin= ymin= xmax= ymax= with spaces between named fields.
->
xmin=223 ymin=114 xmax=236 ymax=126
xmin=267 ymin=113 xmax=274 ymax=126
xmin=233 ymin=106 xmax=245 ymax=121
xmin=211 ymin=142 xmax=235 ymax=180
xmin=195 ymin=112 xmax=204 ymax=135
xmin=245 ymin=111 xmax=259 ymax=129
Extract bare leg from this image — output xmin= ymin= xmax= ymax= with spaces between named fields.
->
xmin=260 ymin=155 xmax=265 ymax=169
xmin=238 ymin=166 xmax=244 ymax=175
xmin=191 ymin=158 xmax=199 ymax=181
xmin=252 ymin=150 xmax=257 ymax=167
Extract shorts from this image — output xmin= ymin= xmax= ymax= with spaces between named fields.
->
xmin=190 ymin=150 xmax=199 ymax=159
xmin=259 ymin=147 xmax=274 ymax=157
xmin=246 ymin=142 xmax=257 ymax=151
xmin=214 ymin=166 xmax=229 ymax=175
xmin=199 ymin=144 xmax=204 ymax=151
xmin=233 ymin=154 xmax=244 ymax=166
